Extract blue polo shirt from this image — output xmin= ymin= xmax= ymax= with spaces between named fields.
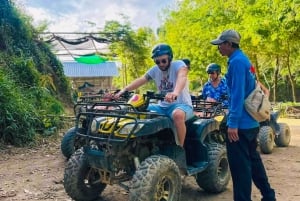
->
xmin=225 ymin=49 xmax=259 ymax=129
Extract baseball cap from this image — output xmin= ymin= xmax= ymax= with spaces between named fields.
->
xmin=210 ymin=29 xmax=241 ymax=45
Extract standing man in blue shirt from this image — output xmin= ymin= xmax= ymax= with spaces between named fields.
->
xmin=211 ymin=29 xmax=276 ymax=201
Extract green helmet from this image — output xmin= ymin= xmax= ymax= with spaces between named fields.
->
xmin=151 ymin=44 xmax=173 ymax=59
xmin=206 ymin=63 xmax=221 ymax=74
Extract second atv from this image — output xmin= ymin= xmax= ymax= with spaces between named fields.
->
xmin=258 ymin=104 xmax=291 ymax=154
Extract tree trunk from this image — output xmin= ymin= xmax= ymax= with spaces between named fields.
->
xmin=273 ymin=56 xmax=279 ymax=102
xmin=286 ymin=56 xmax=296 ymax=102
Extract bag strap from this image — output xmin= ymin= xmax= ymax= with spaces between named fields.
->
xmin=244 ymin=80 xmax=258 ymax=100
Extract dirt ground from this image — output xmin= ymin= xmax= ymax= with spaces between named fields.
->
xmin=0 ymin=118 xmax=300 ymax=201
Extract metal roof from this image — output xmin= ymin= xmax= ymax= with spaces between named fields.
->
xmin=62 ymin=61 xmax=119 ymax=77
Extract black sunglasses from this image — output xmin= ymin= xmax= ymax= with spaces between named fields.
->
xmin=155 ymin=58 xmax=168 ymax=65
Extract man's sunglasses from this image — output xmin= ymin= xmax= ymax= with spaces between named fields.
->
xmin=155 ymin=58 xmax=168 ymax=65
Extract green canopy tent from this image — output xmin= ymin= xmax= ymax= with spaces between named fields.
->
xmin=74 ymin=54 xmax=108 ymax=64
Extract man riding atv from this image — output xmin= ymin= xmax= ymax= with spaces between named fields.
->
xmin=115 ymin=43 xmax=194 ymax=147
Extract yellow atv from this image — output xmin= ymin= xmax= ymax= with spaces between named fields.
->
xmin=63 ymin=91 xmax=230 ymax=201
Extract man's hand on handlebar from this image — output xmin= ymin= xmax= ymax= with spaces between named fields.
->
xmin=114 ymin=89 xmax=126 ymax=100
xmin=165 ymin=92 xmax=178 ymax=103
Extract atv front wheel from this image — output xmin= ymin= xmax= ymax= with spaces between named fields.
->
xmin=61 ymin=127 xmax=84 ymax=159
xmin=129 ymin=155 xmax=181 ymax=201
xmin=195 ymin=143 xmax=230 ymax=193
xmin=258 ymin=126 xmax=274 ymax=154
xmin=274 ymin=123 xmax=291 ymax=147
xmin=63 ymin=148 xmax=106 ymax=201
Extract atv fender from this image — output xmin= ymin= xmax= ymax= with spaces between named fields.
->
xmin=185 ymin=118 xmax=220 ymax=165
xmin=134 ymin=116 xmax=174 ymax=137
xmin=186 ymin=118 xmax=220 ymax=142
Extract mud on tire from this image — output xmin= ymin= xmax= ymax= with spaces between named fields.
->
xmin=63 ymin=148 xmax=106 ymax=201
xmin=195 ymin=143 xmax=230 ymax=193
xmin=275 ymin=123 xmax=291 ymax=147
xmin=258 ymin=126 xmax=274 ymax=154
xmin=129 ymin=155 xmax=181 ymax=201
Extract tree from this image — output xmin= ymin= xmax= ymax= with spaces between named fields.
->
xmin=159 ymin=0 xmax=300 ymax=101
xmin=104 ymin=20 xmax=156 ymax=92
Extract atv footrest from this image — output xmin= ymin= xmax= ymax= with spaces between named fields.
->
xmin=186 ymin=162 xmax=208 ymax=176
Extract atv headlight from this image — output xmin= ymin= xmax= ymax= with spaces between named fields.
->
xmin=118 ymin=123 xmax=144 ymax=135
xmin=91 ymin=117 xmax=106 ymax=133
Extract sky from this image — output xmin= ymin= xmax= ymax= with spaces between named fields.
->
xmin=14 ymin=0 xmax=176 ymax=32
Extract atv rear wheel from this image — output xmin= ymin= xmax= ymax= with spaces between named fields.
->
xmin=274 ymin=123 xmax=291 ymax=147
xmin=258 ymin=126 xmax=274 ymax=154
xmin=195 ymin=143 xmax=230 ymax=193
xmin=129 ymin=155 xmax=181 ymax=201
xmin=63 ymin=148 xmax=106 ymax=201
xmin=61 ymin=127 xmax=84 ymax=159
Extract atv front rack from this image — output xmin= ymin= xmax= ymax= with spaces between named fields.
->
xmin=77 ymin=90 xmax=133 ymax=104
xmin=75 ymin=102 xmax=169 ymax=143
xmin=192 ymin=100 xmax=227 ymax=119
xmin=74 ymin=91 xmax=133 ymax=116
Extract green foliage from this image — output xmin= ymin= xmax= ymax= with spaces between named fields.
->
xmin=104 ymin=20 xmax=156 ymax=92
xmin=7 ymin=56 xmax=40 ymax=87
xmin=0 ymin=0 xmax=72 ymax=145
xmin=0 ymin=70 xmax=39 ymax=145
xmin=0 ymin=69 xmax=65 ymax=145
xmin=159 ymin=0 xmax=300 ymax=101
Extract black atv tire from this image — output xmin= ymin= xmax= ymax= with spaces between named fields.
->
xmin=129 ymin=155 xmax=181 ymax=201
xmin=195 ymin=143 xmax=230 ymax=193
xmin=63 ymin=148 xmax=106 ymax=201
xmin=61 ymin=127 xmax=81 ymax=159
xmin=258 ymin=126 xmax=274 ymax=154
xmin=274 ymin=123 xmax=291 ymax=147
